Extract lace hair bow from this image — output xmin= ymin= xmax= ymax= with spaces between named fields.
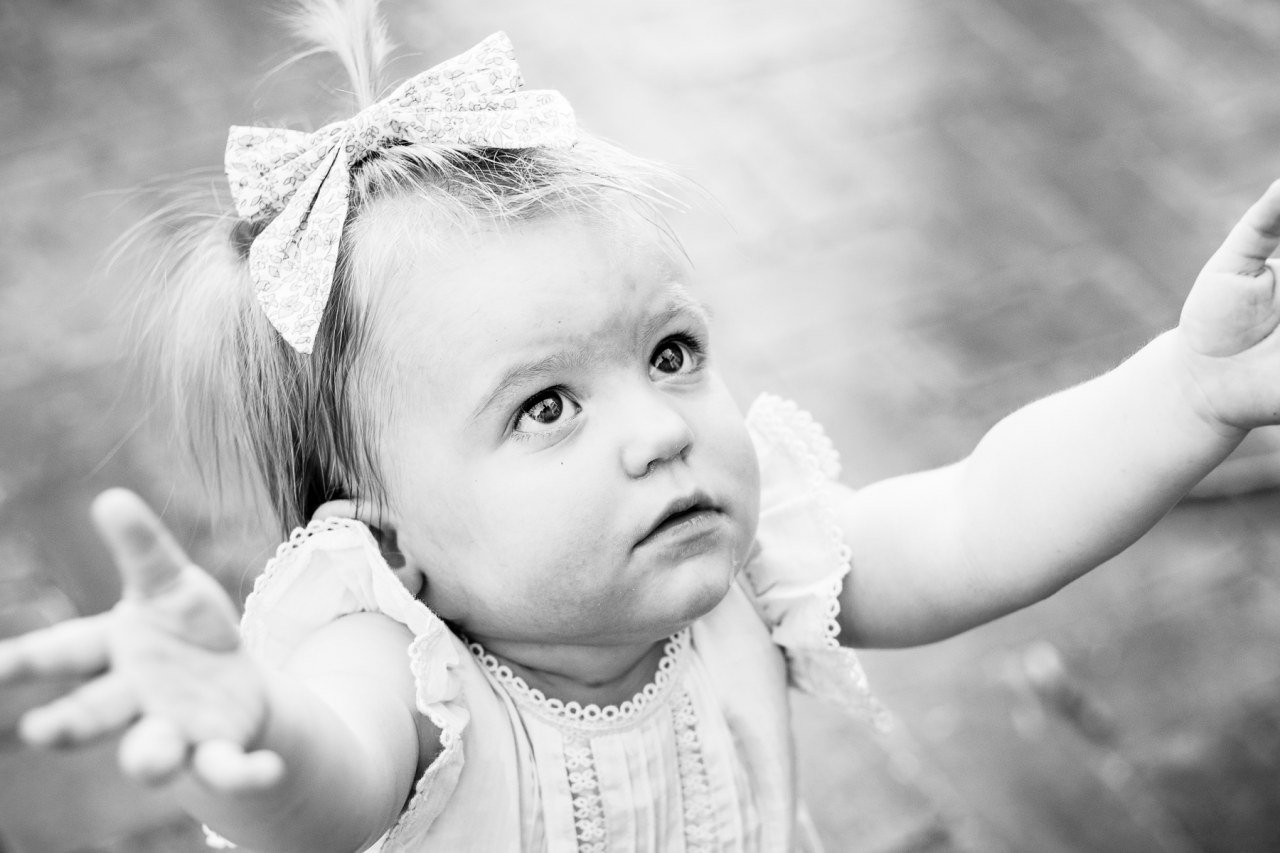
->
xmin=224 ymin=32 xmax=577 ymax=354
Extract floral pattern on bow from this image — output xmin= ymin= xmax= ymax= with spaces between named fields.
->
xmin=224 ymin=32 xmax=578 ymax=353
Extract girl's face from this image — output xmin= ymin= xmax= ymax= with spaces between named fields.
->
xmin=375 ymin=212 xmax=759 ymax=648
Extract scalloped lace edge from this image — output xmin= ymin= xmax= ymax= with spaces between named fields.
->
xmin=469 ymin=629 xmax=689 ymax=730
xmin=240 ymin=516 xmax=372 ymax=648
xmin=746 ymin=393 xmax=852 ymax=649
xmin=212 ymin=517 xmax=467 ymax=850
xmin=241 ymin=517 xmax=462 ymax=731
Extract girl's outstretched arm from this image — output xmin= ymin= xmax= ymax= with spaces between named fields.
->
xmin=0 ymin=490 xmax=429 ymax=852
xmin=834 ymin=181 xmax=1280 ymax=648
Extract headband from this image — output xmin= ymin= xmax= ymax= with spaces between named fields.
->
xmin=224 ymin=32 xmax=578 ymax=354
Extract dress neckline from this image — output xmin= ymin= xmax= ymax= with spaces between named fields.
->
xmin=468 ymin=628 xmax=690 ymax=728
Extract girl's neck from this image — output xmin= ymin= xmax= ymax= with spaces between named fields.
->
xmin=475 ymin=635 xmax=673 ymax=708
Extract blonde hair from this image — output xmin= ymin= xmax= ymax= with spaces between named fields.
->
xmin=139 ymin=2 xmax=685 ymax=534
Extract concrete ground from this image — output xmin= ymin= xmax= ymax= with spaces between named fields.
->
xmin=4 ymin=0 xmax=1280 ymax=850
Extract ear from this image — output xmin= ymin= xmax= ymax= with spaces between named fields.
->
xmin=311 ymin=499 xmax=424 ymax=598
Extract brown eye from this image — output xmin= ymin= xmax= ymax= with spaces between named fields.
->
xmin=514 ymin=388 xmax=580 ymax=438
xmin=526 ymin=394 xmax=563 ymax=424
xmin=650 ymin=338 xmax=700 ymax=377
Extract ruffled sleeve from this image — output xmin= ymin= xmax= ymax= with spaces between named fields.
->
xmin=207 ymin=518 xmax=470 ymax=849
xmin=742 ymin=394 xmax=889 ymax=729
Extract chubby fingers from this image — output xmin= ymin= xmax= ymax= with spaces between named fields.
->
xmin=117 ymin=724 xmax=285 ymax=791
xmin=91 ymin=489 xmax=191 ymax=602
xmin=192 ymin=739 xmax=285 ymax=792
xmin=92 ymin=489 xmax=240 ymax=650
xmin=1205 ymin=179 xmax=1280 ymax=276
xmin=118 ymin=714 xmax=189 ymax=785
xmin=0 ymin=614 xmax=110 ymax=683
xmin=19 ymin=673 xmax=139 ymax=747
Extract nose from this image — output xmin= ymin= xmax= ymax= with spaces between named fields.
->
xmin=620 ymin=389 xmax=694 ymax=479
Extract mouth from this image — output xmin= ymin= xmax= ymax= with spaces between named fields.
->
xmin=638 ymin=492 xmax=723 ymax=547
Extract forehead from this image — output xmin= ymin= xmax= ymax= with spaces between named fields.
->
xmin=409 ymin=215 xmax=686 ymax=326
xmin=386 ymin=212 xmax=698 ymax=394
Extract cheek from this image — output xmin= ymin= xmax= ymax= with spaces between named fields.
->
xmin=449 ymin=464 xmax=628 ymax=634
xmin=387 ymin=447 xmax=493 ymax=568
xmin=398 ymin=445 xmax=615 ymax=580
xmin=697 ymin=393 xmax=761 ymax=545
xmin=399 ymin=485 xmax=482 ymax=569
xmin=726 ymin=427 xmax=761 ymax=537
xmin=736 ymin=437 xmax=761 ymax=522
xmin=477 ymin=458 xmax=618 ymax=563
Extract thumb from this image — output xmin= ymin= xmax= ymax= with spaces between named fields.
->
xmin=92 ymin=489 xmax=240 ymax=651
xmin=91 ymin=489 xmax=190 ymax=601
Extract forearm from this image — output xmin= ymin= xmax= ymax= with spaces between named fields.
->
xmin=178 ymin=670 xmax=416 ymax=853
xmin=955 ymin=330 xmax=1242 ymax=600
xmin=841 ymin=330 xmax=1245 ymax=647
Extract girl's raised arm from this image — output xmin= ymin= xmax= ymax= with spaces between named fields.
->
xmin=831 ymin=181 xmax=1280 ymax=648
xmin=0 ymin=490 xmax=427 ymax=852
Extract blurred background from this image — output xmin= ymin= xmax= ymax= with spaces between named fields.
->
xmin=4 ymin=0 xmax=1280 ymax=850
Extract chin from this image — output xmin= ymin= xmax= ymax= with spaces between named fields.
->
xmin=663 ymin=551 xmax=738 ymax=627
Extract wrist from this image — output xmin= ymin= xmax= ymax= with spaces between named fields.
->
xmin=1151 ymin=328 xmax=1251 ymax=443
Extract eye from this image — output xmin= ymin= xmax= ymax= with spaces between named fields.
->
xmin=513 ymin=388 xmax=581 ymax=437
xmin=649 ymin=335 xmax=703 ymax=378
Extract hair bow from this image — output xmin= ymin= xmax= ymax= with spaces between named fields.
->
xmin=224 ymin=32 xmax=577 ymax=354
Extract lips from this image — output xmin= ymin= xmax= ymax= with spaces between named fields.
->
xmin=638 ymin=491 xmax=722 ymax=546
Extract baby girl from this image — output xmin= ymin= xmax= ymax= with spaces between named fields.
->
xmin=4 ymin=4 xmax=1280 ymax=851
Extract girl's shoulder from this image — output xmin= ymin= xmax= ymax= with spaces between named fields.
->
xmin=742 ymin=392 xmax=849 ymax=639
xmin=241 ymin=517 xmax=473 ymax=738
xmin=205 ymin=520 xmax=476 ymax=851
xmin=744 ymin=393 xmax=843 ymax=484
xmin=741 ymin=394 xmax=887 ymax=727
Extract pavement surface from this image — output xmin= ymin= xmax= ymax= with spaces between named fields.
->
xmin=4 ymin=0 xmax=1280 ymax=850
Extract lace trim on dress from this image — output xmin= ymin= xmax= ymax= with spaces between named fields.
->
xmin=565 ymin=737 xmax=607 ymax=852
xmin=214 ymin=516 xmax=471 ymax=850
xmin=240 ymin=516 xmax=468 ymax=737
xmin=744 ymin=394 xmax=891 ymax=730
xmin=672 ymin=689 xmax=716 ymax=852
xmin=208 ymin=521 xmax=404 ymax=851
xmin=468 ymin=629 xmax=689 ymax=730
xmin=239 ymin=518 xmax=337 ymax=650
xmin=745 ymin=394 xmax=851 ymax=649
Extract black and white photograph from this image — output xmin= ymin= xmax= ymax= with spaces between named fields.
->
xmin=3 ymin=1 xmax=1280 ymax=850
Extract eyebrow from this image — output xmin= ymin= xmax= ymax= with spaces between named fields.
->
xmin=469 ymin=292 xmax=712 ymax=424
xmin=639 ymin=293 xmax=712 ymax=342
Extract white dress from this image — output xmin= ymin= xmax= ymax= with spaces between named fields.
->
xmin=212 ymin=395 xmax=884 ymax=852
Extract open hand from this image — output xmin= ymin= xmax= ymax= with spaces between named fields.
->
xmin=0 ymin=490 xmax=282 ymax=791
xmin=1178 ymin=180 xmax=1280 ymax=430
